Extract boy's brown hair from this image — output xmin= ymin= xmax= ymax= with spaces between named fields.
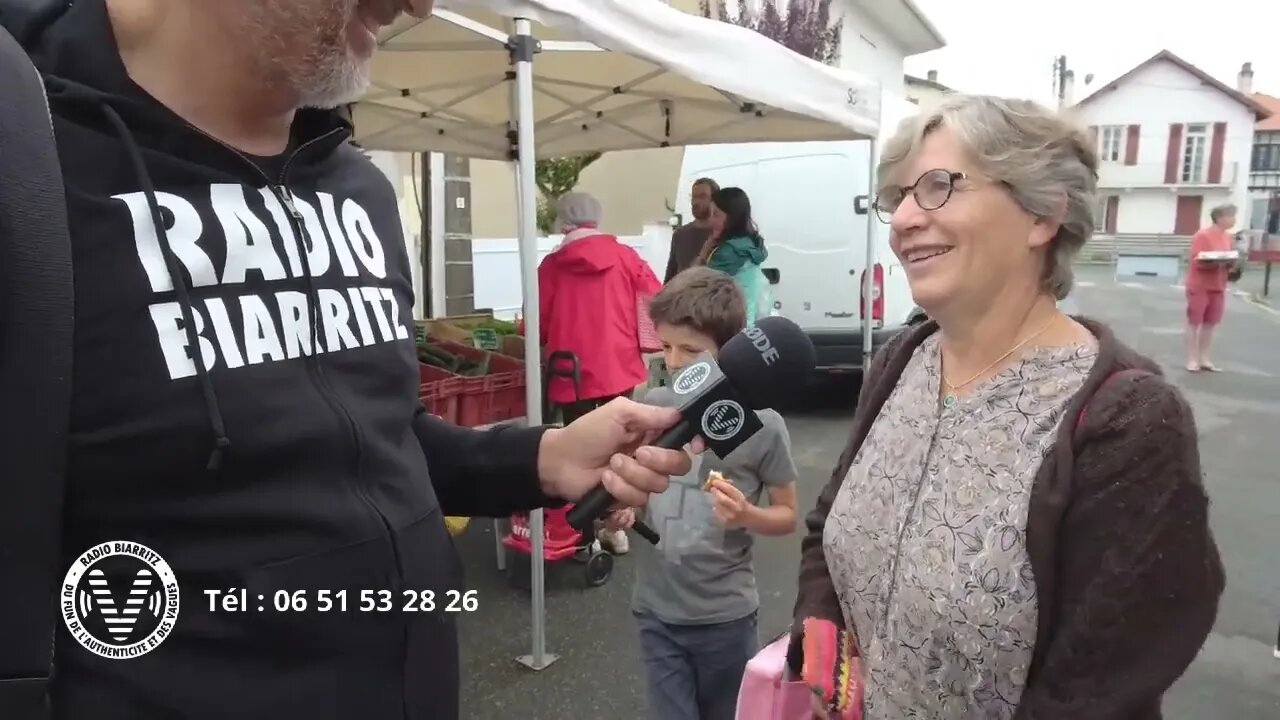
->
xmin=648 ymin=267 xmax=746 ymax=348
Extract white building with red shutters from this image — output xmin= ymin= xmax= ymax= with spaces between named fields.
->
xmin=1070 ymin=50 xmax=1272 ymax=255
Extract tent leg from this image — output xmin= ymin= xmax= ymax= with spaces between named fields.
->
xmin=508 ymin=17 xmax=557 ymax=673
xmin=862 ymin=138 xmax=877 ymax=371
xmin=427 ymin=152 xmax=447 ymax=319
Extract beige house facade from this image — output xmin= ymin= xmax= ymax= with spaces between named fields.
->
xmin=469 ymin=146 xmax=687 ymax=238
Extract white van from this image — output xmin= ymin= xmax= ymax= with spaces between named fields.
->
xmin=674 ymin=132 xmax=923 ymax=374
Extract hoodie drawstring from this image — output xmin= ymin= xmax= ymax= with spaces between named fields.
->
xmin=99 ymin=104 xmax=231 ymax=475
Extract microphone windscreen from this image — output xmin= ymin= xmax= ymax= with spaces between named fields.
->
xmin=716 ymin=316 xmax=816 ymax=410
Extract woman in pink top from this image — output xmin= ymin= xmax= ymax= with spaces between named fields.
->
xmin=1185 ymin=204 xmax=1238 ymax=372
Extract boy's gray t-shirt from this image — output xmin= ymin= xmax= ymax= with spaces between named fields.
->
xmin=631 ymin=387 xmax=800 ymax=625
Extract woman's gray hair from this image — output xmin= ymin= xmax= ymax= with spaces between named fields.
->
xmin=878 ymin=94 xmax=1099 ymax=300
xmin=1210 ymin=204 xmax=1237 ymax=222
xmin=556 ymin=192 xmax=604 ymax=230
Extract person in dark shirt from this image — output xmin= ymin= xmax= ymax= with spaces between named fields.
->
xmin=664 ymin=177 xmax=719 ymax=282
xmin=0 ymin=1 xmax=695 ymax=718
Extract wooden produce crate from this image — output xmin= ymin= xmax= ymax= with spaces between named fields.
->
xmin=414 ymin=312 xmax=521 ymax=352
xmin=414 ymin=312 xmax=494 ymax=347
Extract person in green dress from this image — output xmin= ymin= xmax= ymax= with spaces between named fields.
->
xmin=697 ymin=187 xmax=772 ymax=324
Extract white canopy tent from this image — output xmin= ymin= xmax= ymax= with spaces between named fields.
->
xmin=353 ymin=0 xmax=883 ymax=671
xmin=357 ymin=2 xmax=882 ymax=156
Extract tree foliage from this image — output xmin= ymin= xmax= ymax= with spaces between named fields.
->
xmin=534 ymin=153 xmax=602 ymax=233
xmin=699 ymin=0 xmax=841 ymax=65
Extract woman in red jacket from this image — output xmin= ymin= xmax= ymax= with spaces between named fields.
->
xmin=538 ymin=193 xmax=662 ymax=551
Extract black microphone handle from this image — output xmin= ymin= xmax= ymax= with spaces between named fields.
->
xmin=565 ymin=486 xmax=661 ymax=545
xmin=564 ymin=416 xmax=698 ymax=539
xmin=653 ymin=416 xmax=698 ymax=451
xmin=631 ymin=521 xmax=660 ymax=545
xmin=565 ymin=485 xmax=619 ymax=532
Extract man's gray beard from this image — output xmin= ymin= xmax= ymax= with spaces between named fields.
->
xmin=239 ymin=1 xmax=372 ymax=110
xmin=296 ymin=57 xmax=372 ymax=109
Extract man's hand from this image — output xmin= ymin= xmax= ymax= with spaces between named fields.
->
xmin=537 ymin=397 xmax=702 ymax=507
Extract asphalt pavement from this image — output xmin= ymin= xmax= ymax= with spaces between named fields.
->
xmin=1069 ymin=264 xmax=1280 ymax=718
xmin=451 ymin=262 xmax=1280 ymax=719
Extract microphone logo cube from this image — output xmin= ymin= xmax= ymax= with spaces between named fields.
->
xmin=701 ymin=399 xmax=746 ymax=441
xmin=665 ymin=352 xmax=763 ymax=459
xmin=672 ymin=360 xmax=713 ymax=395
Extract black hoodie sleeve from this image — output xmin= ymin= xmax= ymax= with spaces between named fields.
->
xmin=411 ymin=408 xmax=565 ymax=517
xmin=0 ymin=14 xmax=72 ymax=720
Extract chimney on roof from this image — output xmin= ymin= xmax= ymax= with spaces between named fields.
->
xmin=1061 ymin=70 xmax=1075 ymax=108
xmin=1238 ymin=62 xmax=1253 ymax=94
xmin=926 ymin=70 xmax=938 ymax=83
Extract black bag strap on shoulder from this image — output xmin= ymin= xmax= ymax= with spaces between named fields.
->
xmin=0 ymin=21 xmax=72 ymax=720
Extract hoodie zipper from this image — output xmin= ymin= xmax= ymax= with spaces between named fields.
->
xmin=184 ymin=124 xmax=403 ymax=578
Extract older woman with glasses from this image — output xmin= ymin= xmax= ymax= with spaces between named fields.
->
xmin=787 ymin=95 xmax=1224 ymax=719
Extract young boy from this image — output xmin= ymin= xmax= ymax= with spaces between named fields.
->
xmin=608 ymin=267 xmax=799 ymax=720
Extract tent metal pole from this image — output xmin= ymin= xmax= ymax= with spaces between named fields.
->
xmin=862 ymin=136 xmax=877 ymax=371
xmin=427 ymin=152 xmax=447 ymax=319
xmin=510 ymin=17 xmax=557 ymax=673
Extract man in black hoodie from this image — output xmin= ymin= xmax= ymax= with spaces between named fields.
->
xmin=0 ymin=1 xmax=696 ymax=718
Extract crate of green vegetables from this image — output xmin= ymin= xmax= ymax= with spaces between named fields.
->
xmin=414 ymin=315 xmax=520 ymax=351
xmin=464 ymin=317 xmax=520 ymax=352
xmin=419 ymin=339 xmax=526 ymax=426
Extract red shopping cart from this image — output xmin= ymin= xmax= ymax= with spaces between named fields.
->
xmin=501 ymin=351 xmax=614 ymax=589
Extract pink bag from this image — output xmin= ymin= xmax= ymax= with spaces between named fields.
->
xmin=636 ymin=292 xmax=661 ymax=353
xmin=735 ymin=635 xmax=820 ymax=720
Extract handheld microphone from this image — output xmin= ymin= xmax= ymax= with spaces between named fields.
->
xmin=565 ymin=316 xmax=817 ymax=542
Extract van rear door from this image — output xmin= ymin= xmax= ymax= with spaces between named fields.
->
xmin=746 ymin=147 xmax=866 ymax=332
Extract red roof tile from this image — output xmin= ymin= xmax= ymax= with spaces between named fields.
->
xmin=1254 ymin=93 xmax=1280 ymax=131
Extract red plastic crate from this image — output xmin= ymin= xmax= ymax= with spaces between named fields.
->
xmin=426 ymin=338 xmax=527 ymax=426
xmin=418 ymin=363 xmax=462 ymax=425
xmin=501 ymin=506 xmax=583 ymax=562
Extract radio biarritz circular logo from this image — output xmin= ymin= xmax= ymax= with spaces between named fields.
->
xmin=62 ymin=541 xmax=180 ymax=659
xmin=701 ymin=399 xmax=746 ymax=441
xmin=673 ymin=361 xmax=711 ymax=395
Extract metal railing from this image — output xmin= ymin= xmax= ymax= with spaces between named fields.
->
xmin=1097 ymin=161 xmax=1238 ymax=189
xmin=1249 ymin=170 xmax=1280 ymax=189
xmin=1083 ymin=233 xmax=1193 ymax=261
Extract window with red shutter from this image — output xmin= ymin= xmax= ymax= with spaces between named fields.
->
xmin=1208 ymin=122 xmax=1227 ymax=183
xmin=1181 ymin=124 xmax=1208 ymax=183
xmin=1124 ymin=125 xmax=1140 ymax=165
xmin=1165 ymin=123 xmax=1183 ymax=183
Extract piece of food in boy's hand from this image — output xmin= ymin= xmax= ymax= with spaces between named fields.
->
xmin=703 ymin=470 xmax=728 ymax=492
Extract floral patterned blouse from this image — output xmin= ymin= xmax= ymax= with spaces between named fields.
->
xmin=823 ymin=334 xmax=1098 ymax=719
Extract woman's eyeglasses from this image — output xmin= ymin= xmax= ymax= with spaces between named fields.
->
xmin=873 ymin=169 xmax=967 ymax=224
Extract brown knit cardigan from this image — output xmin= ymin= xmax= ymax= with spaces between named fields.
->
xmin=792 ymin=318 xmax=1225 ymax=719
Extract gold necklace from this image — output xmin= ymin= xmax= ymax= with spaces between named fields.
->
xmin=940 ymin=314 xmax=1059 ymax=409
